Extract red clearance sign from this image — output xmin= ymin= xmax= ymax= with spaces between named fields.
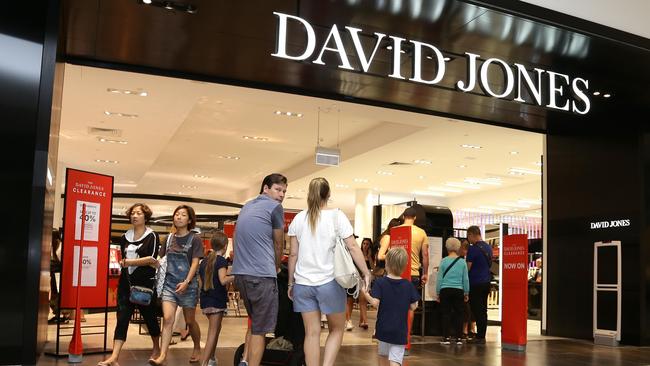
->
xmin=501 ymin=234 xmax=529 ymax=350
xmin=60 ymin=169 xmax=114 ymax=309
xmin=389 ymin=226 xmax=412 ymax=279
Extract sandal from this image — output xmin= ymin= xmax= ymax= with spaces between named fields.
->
xmin=189 ymin=355 xmax=200 ymax=363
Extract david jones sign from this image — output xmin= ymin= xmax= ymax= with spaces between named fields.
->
xmin=272 ymin=12 xmax=591 ymax=115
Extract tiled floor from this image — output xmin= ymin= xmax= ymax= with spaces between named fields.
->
xmin=39 ymin=310 xmax=650 ymax=365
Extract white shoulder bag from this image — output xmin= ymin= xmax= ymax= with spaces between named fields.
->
xmin=331 ymin=210 xmax=360 ymax=298
xmin=155 ymin=234 xmax=171 ymax=297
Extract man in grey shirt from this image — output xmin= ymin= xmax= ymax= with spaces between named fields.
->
xmin=232 ymin=173 xmax=287 ymax=366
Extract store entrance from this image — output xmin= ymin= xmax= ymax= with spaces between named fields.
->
xmin=50 ymin=64 xmax=545 ymax=350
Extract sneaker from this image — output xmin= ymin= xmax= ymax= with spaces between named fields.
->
xmin=455 ymin=339 xmax=464 ymax=345
xmin=207 ymin=358 xmax=217 ymax=366
xmin=238 ymin=361 xmax=248 ymax=366
xmin=345 ymin=320 xmax=354 ymax=331
xmin=440 ymin=337 xmax=451 ymax=345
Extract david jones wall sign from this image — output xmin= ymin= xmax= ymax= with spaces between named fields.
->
xmin=272 ymin=12 xmax=592 ymax=115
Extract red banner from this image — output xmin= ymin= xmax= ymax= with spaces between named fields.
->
xmin=60 ymin=169 xmax=114 ymax=308
xmin=501 ymin=234 xmax=528 ymax=349
xmin=389 ymin=226 xmax=412 ymax=279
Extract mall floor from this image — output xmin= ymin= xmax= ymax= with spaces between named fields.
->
xmin=40 ymin=310 xmax=650 ymax=366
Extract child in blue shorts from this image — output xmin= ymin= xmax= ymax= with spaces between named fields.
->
xmin=363 ymin=247 xmax=420 ymax=366
xmin=198 ymin=232 xmax=233 ymax=366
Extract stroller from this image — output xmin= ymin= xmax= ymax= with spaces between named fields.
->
xmin=233 ymin=261 xmax=305 ymax=366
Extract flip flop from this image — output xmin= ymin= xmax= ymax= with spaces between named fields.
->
xmin=189 ymin=356 xmax=200 ymax=363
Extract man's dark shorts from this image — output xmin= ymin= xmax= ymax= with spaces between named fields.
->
xmin=234 ymin=275 xmax=279 ymax=335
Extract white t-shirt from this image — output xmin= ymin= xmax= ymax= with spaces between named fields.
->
xmin=288 ymin=209 xmax=354 ymax=286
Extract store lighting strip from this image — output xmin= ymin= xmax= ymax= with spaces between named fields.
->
xmin=104 ymin=111 xmax=139 ymax=118
xmin=107 ymin=88 xmax=148 ymax=97
xmin=274 ymin=110 xmax=303 ymax=118
xmin=95 ymin=159 xmax=119 ymax=164
xmin=464 ymin=177 xmax=502 ymax=186
xmin=509 ymin=167 xmax=542 ymax=175
xmin=98 ymin=137 xmax=128 ymax=145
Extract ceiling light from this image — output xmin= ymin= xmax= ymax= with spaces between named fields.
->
xmin=107 ymin=87 xmax=148 ymax=97
xmin=603 ymin=94 xmax=611 ymax=98
xmin=510 ymin=151 xmax=519 ymax=155
xmin=464 ymin=177 xmax=502 ymax=186
xmin=274 ymin=110 xmax=303 ymax=118
xmin=335 ymin=184 xmax=350 ymax=189
xmin=98 ymin=137 xmax=128 ymax=145
xmin=181 ymin=185 xmax=198 ymax=189
xmin=186 ymin=5 xmax=197 ymax=14
xmin=354 ymin=178 xmax=368 ymax=183
xmin=593 ymin=91 xmax=601 ymax=96
xmin=458 ymin=165 xmax=467 ymax=168
xmin=386 ymin=46 xmax=393 ymax=50
xmin=413 ymin=159 xmax=432 ymax=165
xmin=509 ymin=167 xmax=542 ymax=176
xmin=164 ymin=2 xmax=174 ymax=10
xmin=104 ymin=111 xmax=139 ymax=118
xmin=242 ymin=135 xmax=269 ymax=141
xmin=461 ymin=144 xmax=482 ymax=149
xmin=377 ymin=170 xmax=394 ymax=176
xmin=534 ymin=162 xmax=543 ymax=167
xmin=418 ymin=175 xmax=425 ymax=179
xmin=509 ymin=171 xmax=525 ymax=176
xmin=446 ymin=182 xmax=480 ymax=190
xmin=95 ymin=159 xmax=119 ymax=164
xmin=411 ymin=190 xmax=446 ymax=197
xmin=428 ymin=186 xmax=462 ymax=193
xmin=142 ymin=0 xmax=152 ymax=3
xmin=193 ymin=174 xmax=209 ymax=179
xmin=218 ymin=155 xmax=240 ymax=160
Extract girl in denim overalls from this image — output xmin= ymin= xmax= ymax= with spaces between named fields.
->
xmin=150 ymin=205 xmax=203 ymax=366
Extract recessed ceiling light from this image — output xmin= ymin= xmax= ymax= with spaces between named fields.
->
xmin=510 ymin=151 xmax=519 ymax=155
xmin=104 ymin=111 xmax=139 ymax=118
xmin=446 ymin=182 xmax=480 ymax=190
xmin=164 ymin=2 xmax=174 ymax=10
xmin=461 ymin=144 xmax=482 ymax=149
xmin=593 ymin=91 xmax=601 ymax=96
xmin=354 ymin=178 xmax=368 ymax=183
xmin=107 ymin=87 xmax=148 ymax=97
xmin=335 ymin=184 xmax=350 ymax=189
xmin=218 ymin=155 xmax=240 ymax=160
xmin=417 ymin=175 xmax=426 ymax=179
xmin=274 ymin=110 xmax=303 ymax=118
xmin=98 ymin=137 xmax=128 ymax=145
xmin=193 ymin=174 xmax=209 ymax=179
xmin=181 ymin=185 xmax=198 ymax=189
xmin=95 ymin=159 xmax=119 ymax=164
xmin=603 ymin=93 xmax=611 ymax=98
xmin=142 ymin=0 xmax=152 ymax=4
xmin=413 ymin=159 xmax=432 ymax=165
xmin=509 ymin=167 xmax=542 ymax=176
xmin=509 ymin=171 xmax=525 ymax=176
xmin=443 ymin=57 xmax=451 ymax=61
xmin=458 ymin=165 xmax=467 ymax=168
xmin=464 ymin=177 xmax=502 ymax=186
xmin=377 ymin=170 xmax=394 ymax=176
xmin=242 ymin=135 xmax=269 ymax=142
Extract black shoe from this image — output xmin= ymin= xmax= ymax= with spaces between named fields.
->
xmin=467 ymin=337 xmax=486 ymax=345
xmin=440 ymin=337 xmax=451 ymax=345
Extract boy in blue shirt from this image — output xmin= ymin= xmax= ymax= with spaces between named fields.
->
xmin=363 ymin=247 xmax=420 ymax=366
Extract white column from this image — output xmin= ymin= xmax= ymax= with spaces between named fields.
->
xmin=354 ymin=189 xmax=375 ymax=243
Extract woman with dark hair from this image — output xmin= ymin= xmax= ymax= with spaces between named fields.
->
xmin=150 ymin=205 xmax=204 ymax=366
xmin=376 ymin=218 xmax=403 ymax=271
xmin=287 ymin=177 xmax=371 ymax=366
xmin=98 ymin=203 xmax=160 ymax=366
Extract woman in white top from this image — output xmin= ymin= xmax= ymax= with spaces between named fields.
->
xmin=287 ymin=177 xmax=371 ymax=366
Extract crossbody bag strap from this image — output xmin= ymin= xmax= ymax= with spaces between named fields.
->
xmin=443 ymin=257 xmax=462 ymax=278
xmin=476 ymin=244 xmax=492 ymax=267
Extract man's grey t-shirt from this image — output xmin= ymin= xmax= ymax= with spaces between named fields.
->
xmin=232 ymin=195 xmax=284 ymax=278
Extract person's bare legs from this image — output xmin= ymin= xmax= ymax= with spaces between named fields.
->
xmin=97 ymin=339 xmax=124 ymax=365
xmin=150 ymin=301 xmax=177 ymax=365
xmin=247 ymin=333 xmax=266 ymax=366
xmin=183 ymin=306 xmax=201 ymax=361
xmin=199 ymin=313 xmax=223 ymax=366
xmin=378 ymin=355 xmax=390 ymax=366
xmin=359 ymin=296 xmax=368 ymax=327
xmin=345 ymin=297 xmax=353 ymax=321
xmin=149 ymin=335 xmax=161 ymax=360
xmin=301 ymin=311 xmax=322 ymax=366
xmin=240 ymin=328 xmax=251 ymax=364
xmin=323 ymin=312 xmax=345 ymax=366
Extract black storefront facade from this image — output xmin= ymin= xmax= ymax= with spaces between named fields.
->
xmin=1 ymin=0 xmax=649 ymax=364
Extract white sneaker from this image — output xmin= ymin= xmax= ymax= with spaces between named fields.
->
xmin=208 ymin=358 xmax=218 ymax=366
xmin=345 ymin=320 xmax=354 ymax=331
